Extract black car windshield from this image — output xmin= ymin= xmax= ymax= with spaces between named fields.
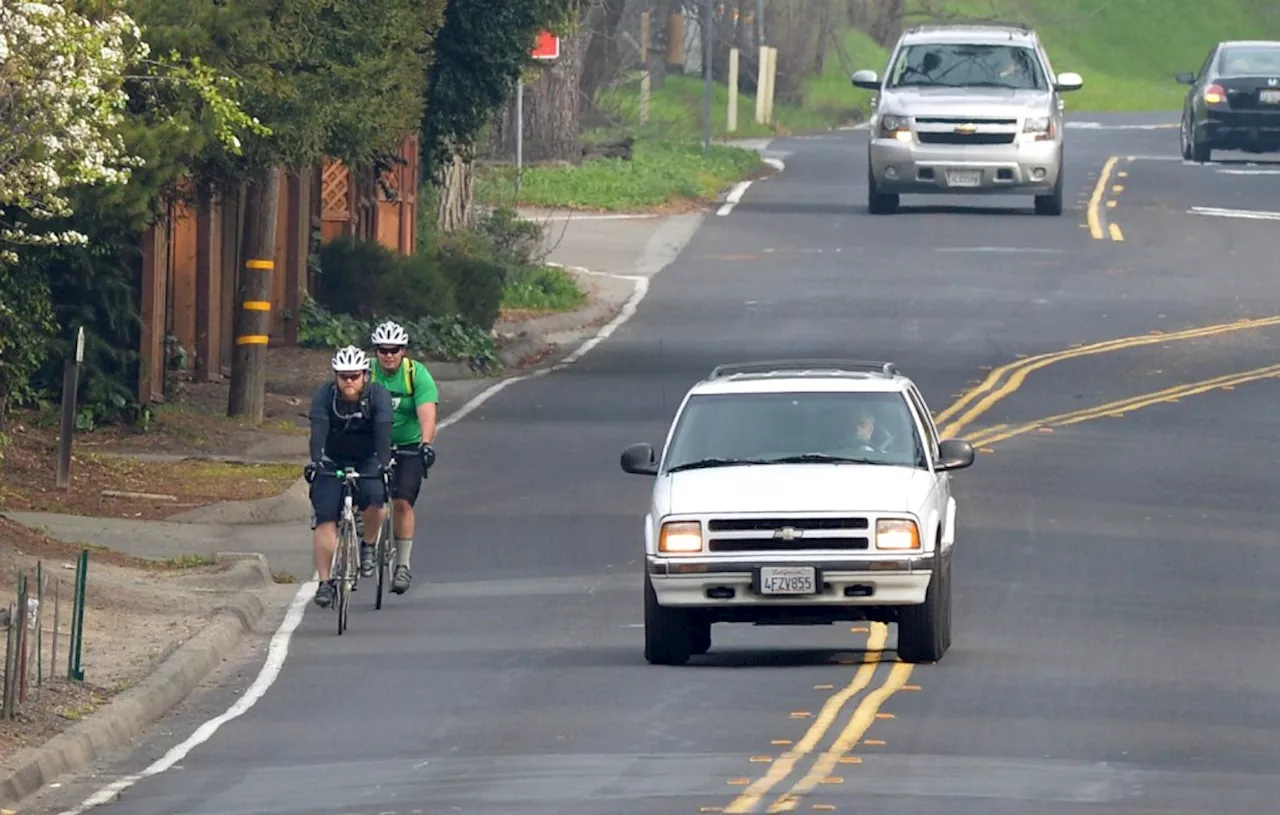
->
xmin=887 ymin=43 xmax=1047 ymax=90
xmin=1218 ymin=45 xmax=1280 ymax=77
xmin=662 ymin=391 xmax=928 ymax=473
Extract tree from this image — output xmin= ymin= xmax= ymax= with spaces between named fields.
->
xmin=421 ymin=0 xmax=577 ymax=232
xmin=134 ymin=0 xmax=438 ymax=421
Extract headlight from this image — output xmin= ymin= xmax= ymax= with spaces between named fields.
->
xmin=878 ymin=114 xmax=912 ymax=140
xmin=659 ymin=521 xmax=703 ymax=554
xmin=875 ymin=519 xmax=920 ymax=550
xmin=1023 ymin=116 xmax=1054 ymax=140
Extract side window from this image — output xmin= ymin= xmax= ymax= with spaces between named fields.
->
xmin=904 ymin=387 xmax=939 ymax=459
xmin=1200 ymin=47 xmax=1217 ymax=80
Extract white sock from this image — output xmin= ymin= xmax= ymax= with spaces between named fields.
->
xmin=395 ymin=538 xmax=413 ymax=569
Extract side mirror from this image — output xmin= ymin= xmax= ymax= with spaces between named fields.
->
xmin=935 ymin=439 xmax=975 ymax=472
xmin=851 ymin=69 xmax=881 ymax=91
xmin=1175 ymin=71 xmax=1196 ymax=85
xmin=1054 ymin=71 xmax=1083 ymax=92
xmin=621 ymin=442 xmax=659 ymax=475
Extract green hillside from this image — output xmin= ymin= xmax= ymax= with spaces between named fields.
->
xmin=819 ymin=0 xmax=1280 ymax=112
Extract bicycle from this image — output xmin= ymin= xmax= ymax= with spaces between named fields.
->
xmin=319 ymin=466 xmax=388 ymax=634
xmin=373 ymin=445 xmax=428 ymax=609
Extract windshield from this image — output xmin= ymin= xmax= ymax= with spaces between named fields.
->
xmin=887 ymin=43 xmax=1047 ymax=90
xmin=1218 ymin=45 xmax=1280 ymax=77
xmin=663 ymin=391 xmax=927 ymax=472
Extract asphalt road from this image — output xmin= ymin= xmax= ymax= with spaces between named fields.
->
xmin=28 ymin=112 xmax=1280 ymax=815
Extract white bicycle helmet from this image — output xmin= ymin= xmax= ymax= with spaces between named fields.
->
xmin=370 ymin=320 xmax=409 ymax=347
xmin=331 ymin=345 xmax=369 ymax=373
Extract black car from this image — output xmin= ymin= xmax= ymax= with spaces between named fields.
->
xmin=1177 ymin=40 xmax=1280 ymax=162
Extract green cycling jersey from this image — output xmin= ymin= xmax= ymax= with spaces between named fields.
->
xmin=369 ymin=358 xmax=438 ymax=447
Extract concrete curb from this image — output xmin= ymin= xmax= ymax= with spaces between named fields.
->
xmin=0 ymin=555 xmax=273 ymax=809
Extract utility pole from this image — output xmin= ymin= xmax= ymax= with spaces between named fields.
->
xmin=226 ymin=166 xmax=282 ymax=422
xmin=703 ymin=0 xmax=713 ymax=155
xmin=757 ymin=0 xmax=765 ymax=48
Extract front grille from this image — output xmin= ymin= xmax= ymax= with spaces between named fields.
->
xmin=915 ymin=116 xmax=1017 ymax=125
xmin=706 ymin=516 xmax=872 ymax=552
xmin=918 ymin=132 xmax=1017 ymax=145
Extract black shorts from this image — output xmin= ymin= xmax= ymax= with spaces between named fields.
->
xmin=389 ymin=445 xmax=427 ymax=505
xmin=309 ymin=459 xmax=387 ymax=526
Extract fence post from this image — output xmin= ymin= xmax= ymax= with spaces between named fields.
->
xmin=17 ymin=573 xmax=28 ymax=705
xmin=68 ymin=550 xmax=88 ymax=682
xmin=3 ymin=602 xmax=13 ymax=720
xmin=51 ymin=579 xmax=60 ymax=686
xmin=55 ymin=326 xmax=86 ymax=489
xmin=36 ymin=561 xmax=44 ymax=687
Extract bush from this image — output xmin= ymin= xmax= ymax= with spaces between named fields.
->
xmin=314 ymin=236 xmax=457 ymax=320
xmin=435 ymin=230 xmax=506 ymax=331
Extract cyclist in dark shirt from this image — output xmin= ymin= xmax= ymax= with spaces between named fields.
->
xmin=304 ymin=345 xmax=394 ymax=609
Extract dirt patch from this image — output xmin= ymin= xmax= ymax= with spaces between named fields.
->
xmin=0 ymin=517 xmax=251 ymax=766
xmin=0 ymin=421 xmax=300 ymax=521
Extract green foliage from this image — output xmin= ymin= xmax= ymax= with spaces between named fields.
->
xmin=477 ymin=139 xmax=766 ymax=211
xmin=434 ymin=231 xmax=509 ymax=331
xmin=421 ymin=0 xmax=578 ymax=177
xmin=314 ymin=236 xmax=459 ymax=321
xmin=0 ymin=266 xmax=56 ymax=422
xmin=298 ymin=296 xmax=500 ymax=372
xmin=503 ymin=266 xmax=586 ymax=312
xmin=135 ymin=0 xmax=435 ymax=187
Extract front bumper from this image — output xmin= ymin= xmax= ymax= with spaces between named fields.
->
xmin=869 ymin=135 xmax=1061 ymax=194
xmin=647 ymin=554 xmax=934 ymax=608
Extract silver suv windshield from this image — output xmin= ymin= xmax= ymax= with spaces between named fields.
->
xmin=887 ymin=42 xmax=1048 ymax=90
xmin=663 ymin=391 xmax=927 ymax=472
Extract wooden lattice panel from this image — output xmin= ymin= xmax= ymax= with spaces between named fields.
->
xmin=321 ymin=159 xmax=350 ymax=221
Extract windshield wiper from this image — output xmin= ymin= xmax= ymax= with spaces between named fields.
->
xmin=666 ymin=457 xmax=768 ymax=473
xmin=762 ymin=453 xmax=891 ymax=465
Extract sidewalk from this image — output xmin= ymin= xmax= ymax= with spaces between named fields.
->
xmin=0 ymin=203 xmax=709 ymax=809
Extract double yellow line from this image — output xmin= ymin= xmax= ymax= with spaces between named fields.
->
xmin=935 ymin=314 xmax=1280 ymax=440
xmin=1086 ymin=155 xmax=1125 ymax=241
xmin=967 ymin=361 xmax=1280 ymax=449
xmin=721 ymin=314 xmax=1280 ymax=813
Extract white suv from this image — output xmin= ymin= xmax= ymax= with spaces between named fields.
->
xmin=619 ymin=360 xmax=975 ymax=665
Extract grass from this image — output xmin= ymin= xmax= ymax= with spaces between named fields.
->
xmin=863 ymin=0 xmax=1280 ymax=111
xmin=502 ymin=266 xmax=587 ymax=312
xmin=476 ymin=138 xmax=766 ymax=212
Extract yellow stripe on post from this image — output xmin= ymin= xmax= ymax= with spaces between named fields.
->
xmin=242 ymin=300 xmax=271 ymax=311
xmin=236 ymin=335 xmax=270 ymax=345
xmin=244 ymin=259 xmax=275 ymax=270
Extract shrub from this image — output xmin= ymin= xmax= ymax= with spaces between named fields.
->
xmin=314 ymin=235 xmax=456 ymax=320
xmin=435 ymin=230 xmax=506 ymax=331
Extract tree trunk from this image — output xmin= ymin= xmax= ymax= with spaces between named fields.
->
xmin=579 ymin=0 xmax=628 ymax=112
xmin=435 ymin=148 xmax=475 ymax=232
xmin=226 ymin=166 xmax=282 ymax=422
xmin=651 ymin=0 xmax=671 ymax=90
xmin=520 ymin=34 xmax=586 ymax=164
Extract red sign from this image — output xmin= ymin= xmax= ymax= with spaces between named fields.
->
xmin=532 ymin=30 xmax=560 ymax=60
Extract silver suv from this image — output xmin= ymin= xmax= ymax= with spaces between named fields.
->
xmin=852 ymin=21 xmax=1082 ymax=215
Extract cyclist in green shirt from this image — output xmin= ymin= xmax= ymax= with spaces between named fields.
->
xmin=367 ymin=320 xmax=439 ymax=594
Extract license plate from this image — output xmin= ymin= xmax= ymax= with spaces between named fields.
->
xmin=946 ymin=170 xmax=982 ymax=187
xmin=758 ymin=566 xmax=818 ymax=595
xmin=1260 ymin=89 xmax=1280 ymax=104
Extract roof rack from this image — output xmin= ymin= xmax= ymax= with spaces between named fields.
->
xmin=906 ymin=18 xmax=1034 ymax=33
xmin=707 ymin=359 xmax=900 ymax=380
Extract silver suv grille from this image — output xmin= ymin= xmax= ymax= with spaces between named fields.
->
xmin=706 ymin=516 xmax=871 ymax=552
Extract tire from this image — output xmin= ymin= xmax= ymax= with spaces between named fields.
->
xmin=375 ymin=517 xmax=391 ymax=610
xmin=1188 ymin=118 xmax=1212 ymax=162
xmin=644 ymin=574 xmax=692 ymax=665
xmin=896 ymin=543 xmax=950 ymax=663
xmin=1034 ymin=161 xmax=1064 ymax=216
xmin=867 ymin=163 xmax=899 ymax=214
xmin=335 ymin=535 xmax=350 ymax=635
xmin=689 ymin=619 xmax=712 ymax=656
xmin=1179 ymin=116 xmax=1193 ymax=160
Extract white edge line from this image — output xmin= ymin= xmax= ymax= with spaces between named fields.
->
xmin=716 ymin=158 xmax=786 ymax=216
xmin=1188 ymin=206 xmax=1280 ymax=220
xmin=59 ymin=266 xmax=659 ymax=815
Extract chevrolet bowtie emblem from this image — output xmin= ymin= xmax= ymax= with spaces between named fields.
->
xmin=774 ymin=526 xmax=803 ymax=541
xmin=955 ymin=123 xmax=978 ymax=133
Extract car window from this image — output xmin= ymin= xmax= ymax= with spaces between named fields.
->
xmin=663 ymin=391 xmax=928 ymax=471
xmin=904 ymin=386 xmax=940 ymax=459
xmin=1217 ymin=45 xmax=1280 ymax=77
xmin=887 ymin=42 xmax=1048 ymax=91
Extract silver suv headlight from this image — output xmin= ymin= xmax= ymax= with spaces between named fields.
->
xmin=1022 ymin=115 xmax=1054 ymax=141
xmin=878 ymin=114 xmax=912 ymax=140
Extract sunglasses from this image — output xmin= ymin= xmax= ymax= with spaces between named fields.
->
xmin=376 ymin=346 xmax=404 ymax=355
xmin=336 ymin=372 xmax=362 ymax=382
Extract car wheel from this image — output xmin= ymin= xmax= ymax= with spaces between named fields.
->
xmin=1189 ymin=122 xmax=1212 ymax=163
xmin=644 ymin=574 xmax=692 ymax=665
xmin=1179 ymin=117 xmax=1193 ymax=160
xmin=1033 ymin=162 xmax=1064 ymax=215
xmin=896 ymin=542 xmax=949 ymax=663
xmin=690 ymin=619 xmax=712 ymax=655
xmin=867 ymin=164 xmax=899 ymax=214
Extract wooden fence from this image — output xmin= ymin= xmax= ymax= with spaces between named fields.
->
xmin=137 ymin=134 xmax=420 ymax=403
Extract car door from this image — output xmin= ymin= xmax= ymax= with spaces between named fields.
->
xmin=904 ymin=385 xmax=950 ymax=546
